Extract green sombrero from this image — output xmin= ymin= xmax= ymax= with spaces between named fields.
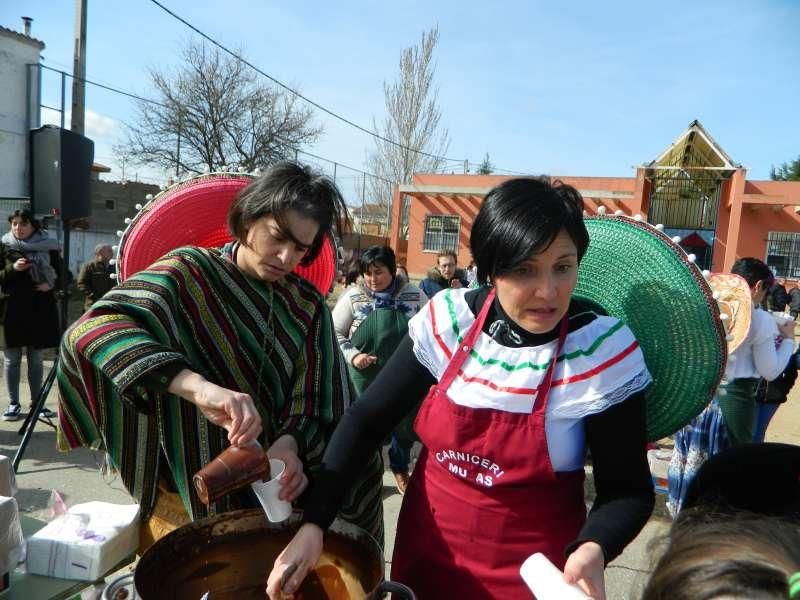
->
xmin=574 ymin=215 xmax=727 ymax=441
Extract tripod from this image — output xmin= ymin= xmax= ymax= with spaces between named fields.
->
xmin=12 ymin=358 xmax=58 ymax=473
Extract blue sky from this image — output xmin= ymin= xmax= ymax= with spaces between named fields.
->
xmin=3 ymin=0 xmax=799 ymax=198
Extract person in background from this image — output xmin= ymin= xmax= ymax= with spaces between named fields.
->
xmin=0 ymin=210 xmax=61 ymax=421
xmin=76 ymin=243 xmax=115 ymax=311
xmin=789 ymin=285 xmax=800 ymax=320
xmin=268 ymin=177 xmax=655 ymax=600
xmin=396 ymin=264 xmax=410 ymax=282
xmin=57 ymin=162 xmax=384 ymax=546
xmin=344 ymin=263 xmax=360 ymax=286
xmin=753 ymin=350 xmax=799 ymax=442
xmin=419 ymin=250 xmax=468 ymax=297
xmin=331 ymin=245 xmax=427 ymax=493
xmin=768 ymin=277 xmax=789 ymax=312
xmin=465 ymin=259 xmax=478 ymax=288
xmin=668 ymin=258 xmax=796 ymax=515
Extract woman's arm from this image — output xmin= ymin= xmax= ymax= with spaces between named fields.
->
xmin=331 ymin=288 xmax=360 ymax=364
xmin=568 ymin=392 xmax=654 ymax=563
xmin=267 ymin=334 xmax=433 ymax=598
xmin=752 ymin=317 xmax=795 ymax=381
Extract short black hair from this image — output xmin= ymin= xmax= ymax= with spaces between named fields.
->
xmin=359 ymin=245 xmax=396 ymax=277
xmin=470 ymin=177 xmax=589 ymax=285
xmin=732 ymin=257 xmax=774 ymax=289
xmin=228 ymin=161 xmax=349 ymax=266
xmin=8 ymin=209 xmax=41 ymax=231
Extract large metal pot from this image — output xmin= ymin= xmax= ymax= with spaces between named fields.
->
xmin=102 ymin=509 xmax=414 ymax=599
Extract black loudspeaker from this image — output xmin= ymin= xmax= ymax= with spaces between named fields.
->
xmin=30 ymin=125 xmax=94 ymax=220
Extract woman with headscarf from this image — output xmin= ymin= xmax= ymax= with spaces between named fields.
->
xmin=1 ymin=210 xmax=61 ymax=421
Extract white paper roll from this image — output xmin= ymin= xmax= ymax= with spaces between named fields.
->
xmin=520 ymin=553 xmax=591 ymax=600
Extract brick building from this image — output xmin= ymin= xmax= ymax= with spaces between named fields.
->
xmin=389 ymin=121 xmax=800 ymax=283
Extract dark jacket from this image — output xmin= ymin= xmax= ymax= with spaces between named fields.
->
xmin=77 ymin=258 xmax=115 ymax=310
xmin=756 ymin=351 xmax=799 ymax=405
xmin=419 ymin=266 xmax=468 ymax=298
xmin=789 ymin=288 xmax=800 ymax=314
xmin=0 ymin=244 xmax=62 ymax=348
xmin=768 ymin=283 xmax=790 ymax=312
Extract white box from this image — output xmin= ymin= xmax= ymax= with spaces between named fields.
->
xmin=0 ymin=496 xmax=24 ymax=576
xmin=0 ymin=455 xmax=17 ymax=497
xmin=26 ymin=502 xmax=139 ymax=581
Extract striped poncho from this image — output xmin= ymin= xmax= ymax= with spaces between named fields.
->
xmin=56 ymin=245 xmax=383 ymax=537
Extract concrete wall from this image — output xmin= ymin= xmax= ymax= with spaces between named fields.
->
xmin=0 ymin=30 xmax=42 ymax=198
xmin=86 ymin=179 xmax=159 ymax=234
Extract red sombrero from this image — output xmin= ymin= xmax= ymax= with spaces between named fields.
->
xmin=116 ymin=173 xmax=337 ymax=295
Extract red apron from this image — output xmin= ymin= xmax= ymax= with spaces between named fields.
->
xmin=391 ymin=289 xmax=586 ymax=599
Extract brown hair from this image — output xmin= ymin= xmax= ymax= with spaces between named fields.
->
xmin=227 ymin=161 xmax=348 ymax=266
xmin=643 ymin=511 xmax=800 ymax=600
xmin=436 ymin=250 xmax=457 ymax=263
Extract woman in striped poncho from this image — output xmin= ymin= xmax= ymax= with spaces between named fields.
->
xmin=56 ymin=162 xmax=384 ymax=544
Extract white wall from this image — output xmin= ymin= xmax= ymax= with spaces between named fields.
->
xmin=0 ymin=32 xmax=42 ymax=199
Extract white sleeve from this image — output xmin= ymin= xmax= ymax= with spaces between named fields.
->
xmin=331 ymin=289 xmax=359 ymax=364
xmin=751 ymin=312 xmax=796 ymax=381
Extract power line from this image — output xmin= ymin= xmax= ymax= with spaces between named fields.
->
xmin=39 ymin=64 xmax=168 ymax=108
xmin=36 ymin=64 xmax=390 ymax=184
xmin=146 ymin=0 xmax=466 ymax=164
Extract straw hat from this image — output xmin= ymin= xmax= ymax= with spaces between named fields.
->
xmin=115 ymin=172 xmax=338 ymax=295
xmin=707 ymin=273 xmax=753 ymax=355
xmin=574 ymin=215 xmax=727 ymax=441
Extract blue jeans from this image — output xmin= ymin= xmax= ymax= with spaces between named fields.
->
xmin=388 ymin=435 xmax=413 ymax=474
xmin=4 ymin=347 xmax=44 ymax=406
xmin=753 ymin=403 xmax=781 ymax=443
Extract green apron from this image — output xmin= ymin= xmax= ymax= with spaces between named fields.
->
xmin=348 ymin=308 xmax=419 ymax=442
xmin=717 ymin=377 xmax=759 ymax=445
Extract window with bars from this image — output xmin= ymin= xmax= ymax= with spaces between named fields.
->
xmin=423 ymin=214 xmax=460 ymax=253
xmin=766 ymin=232 xmax=800 ymax=278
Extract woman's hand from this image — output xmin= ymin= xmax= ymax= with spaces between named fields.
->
xmin=168 ymin=369 xmax=262 ymax=446
xmin=34 ymin=282 xmax=53 ymax=292
xmin=563 ymin=541 xmax=606 ymax=600
xmin=352 ymin=353 xmax=377 ymax=370
xmin=13 ymin=258 xmax=30 ymax=272
xmin=779 ymin=319 xmax=796 ymax=340
xmin=267 ymin=435 xmax=308 ymax=501
xmin=266 ymin=523 xmax=324 ymax=599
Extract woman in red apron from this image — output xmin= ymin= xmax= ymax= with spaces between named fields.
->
xmin=268 ymin=177 xmax=655 ymax=599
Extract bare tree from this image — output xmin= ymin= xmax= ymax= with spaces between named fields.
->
xmin=366 ymin=27 xmax=451 ymax=236
xmin=120 ymin=41 xmax=321 ymax=176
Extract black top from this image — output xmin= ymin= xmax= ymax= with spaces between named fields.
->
xmin=303 ymin=287 xmax=654 ymax=564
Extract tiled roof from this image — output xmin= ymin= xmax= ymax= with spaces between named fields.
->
xmin=0 ymin=26 xmax=45 ymax=50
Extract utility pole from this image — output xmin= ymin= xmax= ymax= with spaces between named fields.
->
xmin=64 ymin=0 xmax=87 ymax=330
xmin=70 ymin=0 xmax=87 ymax=135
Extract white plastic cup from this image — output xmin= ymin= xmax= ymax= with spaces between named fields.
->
xmin=251 ymin=458 xmax=293 ymax=522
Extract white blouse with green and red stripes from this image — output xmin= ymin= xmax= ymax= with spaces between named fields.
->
xmin=408 ymin=288 xmax=653 ymax=470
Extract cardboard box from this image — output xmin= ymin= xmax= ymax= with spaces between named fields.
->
xmin=26 ymin=502 xmax=139 ymax=581
xmin=0 ymin=496 xmax=24 ymax=583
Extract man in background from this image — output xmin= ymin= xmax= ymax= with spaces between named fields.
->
xmin=419 ymin=250 xmax=468 ymax=298
xmin=77 ymin=244 xmax=114 ymax=311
